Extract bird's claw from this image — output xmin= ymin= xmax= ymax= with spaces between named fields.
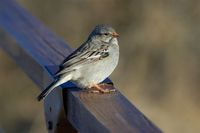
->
xmin=87 ymin=83 xmax=116 ymax=94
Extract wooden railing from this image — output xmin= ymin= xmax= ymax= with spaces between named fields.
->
xmin=0 ymin=0 xmax=162 ymax=132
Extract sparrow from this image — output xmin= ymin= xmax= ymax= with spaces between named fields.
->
xmin=37 ymin=24 xmax=119 ymax=101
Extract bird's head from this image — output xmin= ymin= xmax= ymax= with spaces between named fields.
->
xmin=88 ymin=24 xmax=119 ymax=44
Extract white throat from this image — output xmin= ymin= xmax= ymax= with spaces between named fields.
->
xmin=110 ymin=37 xmax=118 ymax=45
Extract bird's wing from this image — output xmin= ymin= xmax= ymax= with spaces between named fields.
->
xmin=55 ymin=41 xmax=109 ymax=77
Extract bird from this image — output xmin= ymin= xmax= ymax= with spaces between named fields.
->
xmin=37 ymin=24 xmax=119 ymax=101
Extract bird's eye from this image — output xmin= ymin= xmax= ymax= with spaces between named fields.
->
xmin=104 ymin=33 xmax=109 ymax=36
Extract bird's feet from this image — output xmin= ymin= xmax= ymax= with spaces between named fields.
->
xmin=87 ymin=83 xmax=116 ymax=93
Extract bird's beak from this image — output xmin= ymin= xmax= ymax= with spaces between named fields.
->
xmin=112 ymin=32 xmax=119 ymax=37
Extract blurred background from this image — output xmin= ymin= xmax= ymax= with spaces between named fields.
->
xmin=0 ymin=0 xmax=200 ymax=132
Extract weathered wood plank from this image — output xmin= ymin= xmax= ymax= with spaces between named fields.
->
xmin=0 ymin=0 xmax=76 ymax=132
xmin=0 ymin=32 xmax=77 ymax=133
xmin=0 ymin=0 xmax=162 ymax=132
xmin=64 ymin=87 xmax=161 ymax=133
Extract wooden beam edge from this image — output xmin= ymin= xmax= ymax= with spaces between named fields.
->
xmin=63 ymin=87 xmax=162 ymax=133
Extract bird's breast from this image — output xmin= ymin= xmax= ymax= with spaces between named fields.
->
xmin=72 ymin=43 xmax=119 ymax=88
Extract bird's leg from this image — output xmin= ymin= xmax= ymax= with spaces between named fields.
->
xmin=88 ymin=83 xmax=116 ymax=93
xmin=98 ymin=83 xmax=116 ymax=92
xmin=93 ymin=84 xmax=110 ymax=93
xmin=87 ymin=84 xmax=100 ymax=93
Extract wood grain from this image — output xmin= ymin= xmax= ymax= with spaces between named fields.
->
xmin=64 ymin=86 xmax=161 ymax=133
xmin=0 ymin=0 xmax=75 ymax=132
xmin=0 ymin=0 xmax=162 ymax=132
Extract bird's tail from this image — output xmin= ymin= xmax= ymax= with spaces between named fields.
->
xmin=37 ymin=74 xmax=71 ymax=101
